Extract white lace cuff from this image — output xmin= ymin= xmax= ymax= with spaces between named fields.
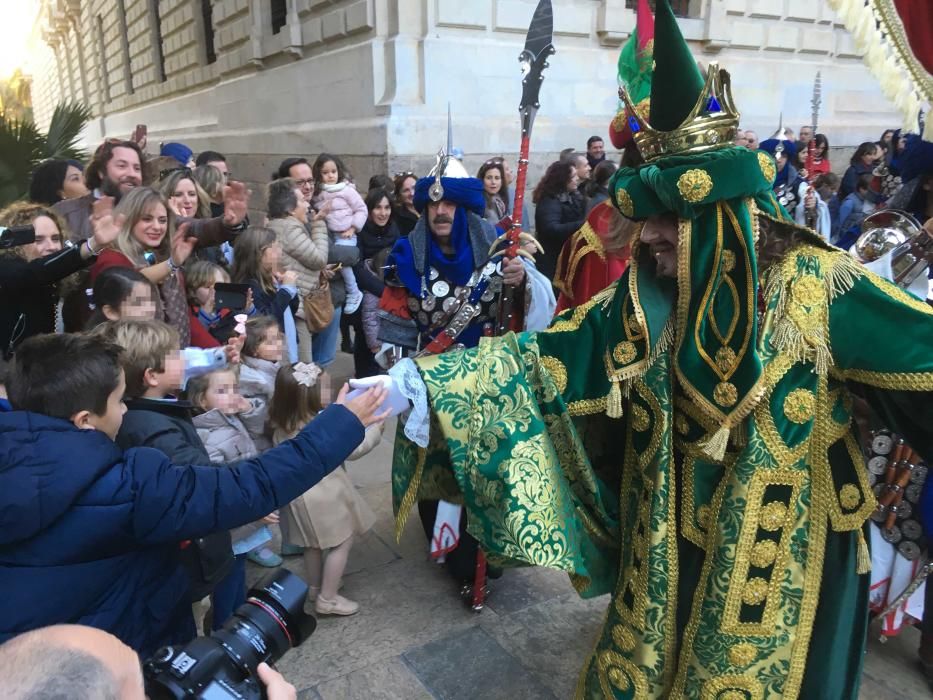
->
xmin=389 ymin=358 xmax=430 ymax=448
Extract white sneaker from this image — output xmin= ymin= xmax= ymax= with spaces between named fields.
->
xmin=344 ymin=288 xmax=363 ymax=314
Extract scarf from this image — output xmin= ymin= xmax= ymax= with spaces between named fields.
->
xmin=389 ymin=207 xmax=477 ymax=295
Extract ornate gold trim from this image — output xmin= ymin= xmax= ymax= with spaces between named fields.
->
xmin=721 ymin=468 xmax=805 ymax=636
xmin=833 ymin=367 xmax=933 ymax=391
xmin=539 ymin=355 xmax=568 ymax=394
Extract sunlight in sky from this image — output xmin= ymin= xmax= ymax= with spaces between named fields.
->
xmin=0 ymin=0 xmax=40 ymax=79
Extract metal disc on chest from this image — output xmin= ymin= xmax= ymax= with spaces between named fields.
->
xmin=872 ymin=433 xmax=894 ymax=455
xmin=867 ymin=456 xmax=888 ymax=475
xmin=432 ymin=280 xmax=450 ymax=297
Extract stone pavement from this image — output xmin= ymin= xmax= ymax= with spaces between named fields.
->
xmin=245 ymin=353 xmax=931 ymax=699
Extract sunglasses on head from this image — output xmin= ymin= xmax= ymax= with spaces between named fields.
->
xmin=160 ymin=166 xmax=193 ymax=181
xmin=484 ymin=158 xmax=504 ymax=166
xmin=393 ymin=171 xmax=415 ymax=178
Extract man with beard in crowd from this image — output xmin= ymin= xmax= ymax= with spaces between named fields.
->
xmin=54 ymin=139 xmax=249 ymax=244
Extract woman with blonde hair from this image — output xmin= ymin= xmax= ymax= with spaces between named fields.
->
xmin=160 ymin=168 xmax=229 ymax=267
xmin=88 ymin=187 xmax=199 ymax=346
xmin=158 ymin=169 xmax=213 ymax=220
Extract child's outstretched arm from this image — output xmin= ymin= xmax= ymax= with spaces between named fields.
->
xmin=128 ymin=388 xmax=386 ymax=544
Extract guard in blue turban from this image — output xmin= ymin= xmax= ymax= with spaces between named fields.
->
xmin=372 ymin=151 xmax=555 ymax=597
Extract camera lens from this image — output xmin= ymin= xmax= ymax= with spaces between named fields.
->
xmin=212 ymin=569 xmax=316 ymax=674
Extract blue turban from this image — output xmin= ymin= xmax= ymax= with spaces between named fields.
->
xmin=897 ymin=133 xmax=933 ymax=182
xmin=413 ymin=176 xmax=486 ymax=215
xmin=758 ymin=138 xmax=798 ymax=162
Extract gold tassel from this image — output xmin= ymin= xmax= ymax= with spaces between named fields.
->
xmin=607 ymin=380 xmax=624 ymax=419
xmin=856 ymin=528 xmax=872 ymax=575
xmin=700 ymin=425 xmax=730 ymax=462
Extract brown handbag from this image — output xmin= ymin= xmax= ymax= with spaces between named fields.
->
xmin=302 ymin=271 xmax=334 ymax=332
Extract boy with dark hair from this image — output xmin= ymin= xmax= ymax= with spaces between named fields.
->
xmin=0 ymin=332 xmax=387 ymax=655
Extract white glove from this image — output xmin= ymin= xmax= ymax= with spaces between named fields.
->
xmin=347 ymin=375 xmax=410 ymax=418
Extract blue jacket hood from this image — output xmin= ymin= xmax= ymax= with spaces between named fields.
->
xmin=0 ymin=411 xmax=123 ymax=546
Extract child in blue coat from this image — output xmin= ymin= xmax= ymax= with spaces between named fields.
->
xmin=0 ymin=332 xmax=387 ymax=656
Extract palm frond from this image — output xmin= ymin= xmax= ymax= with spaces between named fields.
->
xmin=43 ymin=101 xmax=92 ymax=162
xmin=0 ymin=115 xmax=44 ymax=207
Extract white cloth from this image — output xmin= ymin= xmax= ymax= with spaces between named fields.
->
xmin=348 ymin=362 xmax=429 ymax=448
xmin=868 ymin=525 xmax=926 ymax=636
xmin=793 ymin=182 xmax=831 ymax=242
xmin=523 ymin=259 xmax=557 ymax=331
xmin=431 ymin=500 xmax=462 ymax=561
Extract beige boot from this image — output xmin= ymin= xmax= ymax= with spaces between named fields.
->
xmin=315 ymin=594 xmax=359 ymax=616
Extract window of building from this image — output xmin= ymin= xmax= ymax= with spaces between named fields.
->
xmin=96 ymin=15 xmax=110 ymax=102
xmin=116 ymin=0 xmax=134 ymax=94
xmin=149 ymin=0 xmax=167 ymax=82
xmin=201 ymin=0 xmax=216 ymax=64
xmin=625 ymin=0 xmax=695 ymax=17
xmin=271 ymin=0 xmax=287 ymax=35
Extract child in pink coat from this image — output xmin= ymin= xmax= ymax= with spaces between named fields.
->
xmin=312 ymin=154 xmax=367 ymax=314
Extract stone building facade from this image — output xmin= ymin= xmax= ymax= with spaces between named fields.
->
xmin=31 ymin=0 xmax=898 ymax=201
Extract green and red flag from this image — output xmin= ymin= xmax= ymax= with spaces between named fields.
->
xmin=609 ymin=0 xmax=655 ymax=149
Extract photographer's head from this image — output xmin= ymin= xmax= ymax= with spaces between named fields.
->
xmin=8 ymin=333 xmax=126 ymax=440
xmin=0 ymin=202 xmax=68 ymax=262
xmin=0 ymin=624 xmax=144 ymax=700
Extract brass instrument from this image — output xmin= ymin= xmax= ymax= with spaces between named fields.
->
xmin=853 ymin=210 xmax=932 ymax=289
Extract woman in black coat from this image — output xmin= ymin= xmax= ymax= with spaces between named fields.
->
xmin=352 ymin=188 xmax=400 ymax=377
xmin=0 ymin=202 xmax=116 ymax=358
xmin=533 ymin=160 xmax=586 ymax=281
xmin=392 ymin=173 xmax=420 ymax=236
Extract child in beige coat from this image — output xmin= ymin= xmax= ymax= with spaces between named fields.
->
xmin=268 ymin=362 xmax=380 ymax=615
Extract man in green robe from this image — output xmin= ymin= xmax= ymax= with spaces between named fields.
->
xmin=379 ymin=2 xmax=933 ymax=696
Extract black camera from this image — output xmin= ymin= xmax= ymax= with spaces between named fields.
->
xmin=144 ymin=569 xmax=315 ymax=699
xmin=0 ymin=225 xmax=36 ymax=249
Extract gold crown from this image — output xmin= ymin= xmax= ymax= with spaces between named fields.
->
xmin=620 ymin=63 xmax=740 ymax=163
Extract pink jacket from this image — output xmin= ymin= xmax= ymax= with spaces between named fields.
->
xmin=313 ymin=182 xmax=368 ymax=234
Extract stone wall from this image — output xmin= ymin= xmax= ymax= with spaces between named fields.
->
xmin=31 ymin=0 xmax=899 ymax=213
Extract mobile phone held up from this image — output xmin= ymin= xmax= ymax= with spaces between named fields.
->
xmin=0 ymin=225 xmax=36 ymax=249
xmin=214 ymin=282 xmax=250 ymax=311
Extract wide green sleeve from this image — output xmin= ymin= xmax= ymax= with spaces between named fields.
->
xmin=390 ymin=299 xmax=626 ymax=595
xmin=829 ymin=269 xmax=933 ymax=460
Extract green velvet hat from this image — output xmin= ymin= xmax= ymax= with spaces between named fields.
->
xmin=606 ymin=0 xmax=795 ymax=460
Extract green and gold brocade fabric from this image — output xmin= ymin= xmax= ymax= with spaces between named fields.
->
xmin=391 ymin=239 xmax=933 ymax=699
